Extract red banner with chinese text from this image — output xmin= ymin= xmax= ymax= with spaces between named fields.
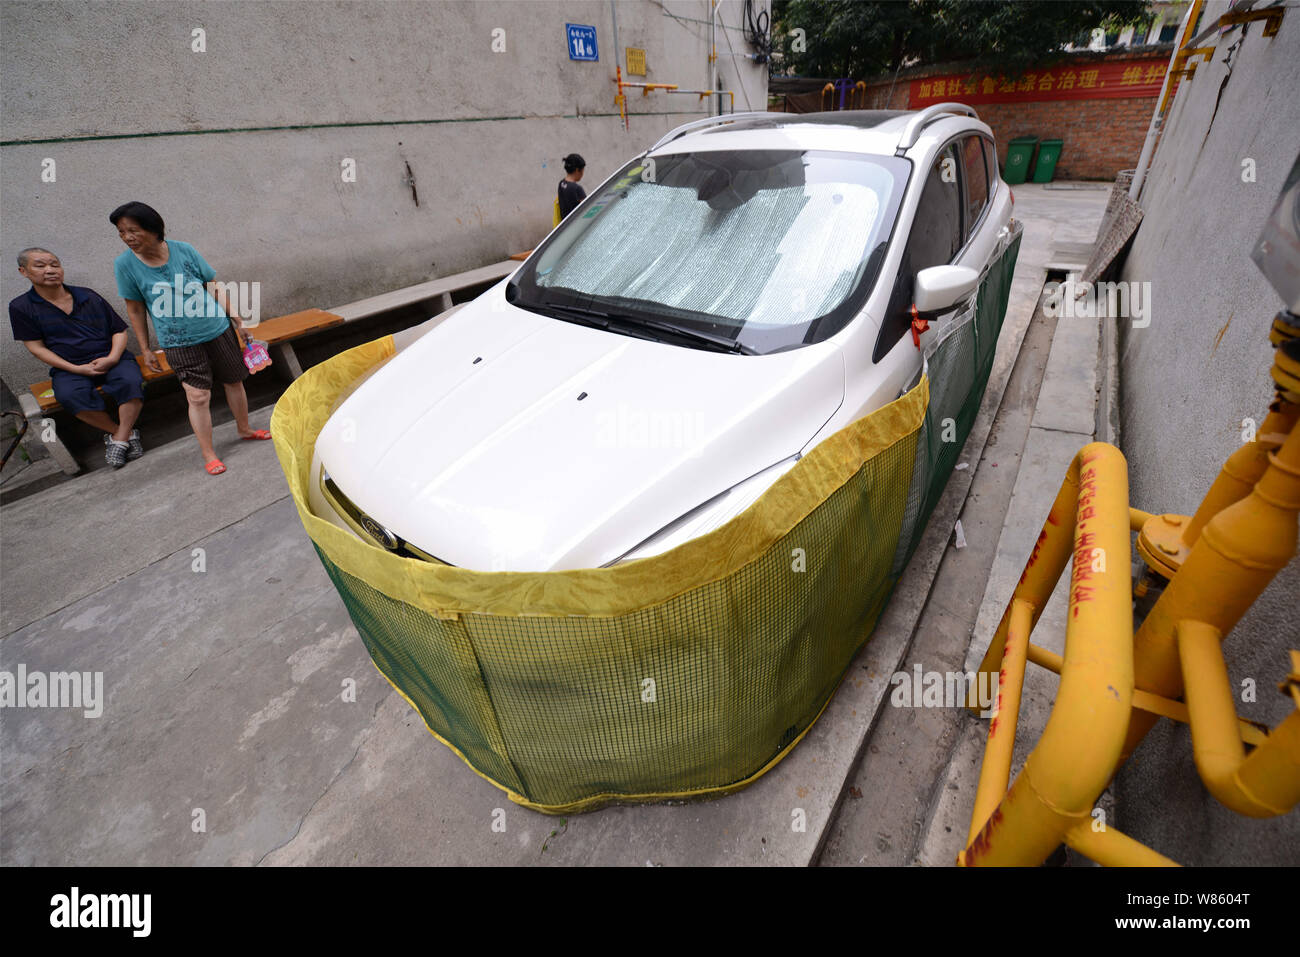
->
xmin=909 ymin=59 xmax=1172 ymax=105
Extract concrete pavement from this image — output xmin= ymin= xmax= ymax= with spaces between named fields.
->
xmin=819 ymin=184 xmax=1109 ymax=865
xmin=1 ymin=184 xmax=1112 ymax=866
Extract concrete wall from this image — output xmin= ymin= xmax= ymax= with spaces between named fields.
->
xmin=1115 ymin=1 xmax=1300 ymax=865
xmin=0 ymin=0 xmax=767 ymax=391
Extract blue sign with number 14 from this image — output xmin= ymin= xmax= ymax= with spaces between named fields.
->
xmin=566 ymin=23 xmax=598 ymax=61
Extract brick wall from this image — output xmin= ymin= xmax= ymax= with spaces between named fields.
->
xmin=814 ymin=49 xmax=1172 ymax=181
xmin=974 ymin=95 xmax=1155 ymax=180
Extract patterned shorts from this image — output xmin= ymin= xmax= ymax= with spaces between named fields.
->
xmin=163 ymin=325 xmax=248 ymax=391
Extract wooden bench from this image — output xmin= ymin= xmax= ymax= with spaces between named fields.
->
xmin=29 ymin=349 xmax=174 ymax=415
xmin=21 ymin=308 xmax=342 ymax=474
xmin=27 ymin=308 xmax=343 ymax=414
xmin=328 ymin=260 xmax=518 ymax=323
xmin=253 ymin=307 xmax=345 ymax=379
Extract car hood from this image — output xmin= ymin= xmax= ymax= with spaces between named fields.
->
xmin=315 ymin=294 xmax=844 ymax=570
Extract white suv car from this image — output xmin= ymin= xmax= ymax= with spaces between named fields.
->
xmin=309 ymin=104 xmax=1013 ymax=571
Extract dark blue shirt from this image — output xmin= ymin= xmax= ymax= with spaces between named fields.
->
xmin=9 ymin=285 xmax=130 ymax=366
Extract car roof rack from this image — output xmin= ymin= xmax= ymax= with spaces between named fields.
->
xmin=647 ymin=103 xmax=979 ymax=156
xmin=894 ymin=102 xmax=979 ymax=153
xmin=648 ymin=112 xmax=776 ymax=153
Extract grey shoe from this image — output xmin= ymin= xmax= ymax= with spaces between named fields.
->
xmin=126 ymin=428 xmax=144 ymax=460
xmin=104 ymin=435 xmax=129 ymax=469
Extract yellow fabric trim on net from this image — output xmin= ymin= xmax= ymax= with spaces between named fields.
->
xmin=271 ymin=335 xmax=928 ymax=620
xmin=271 ymin=335 xmax=930 ymax=812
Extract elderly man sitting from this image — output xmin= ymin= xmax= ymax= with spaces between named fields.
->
xmin=9 ymin=247 xmax=145 ymax=468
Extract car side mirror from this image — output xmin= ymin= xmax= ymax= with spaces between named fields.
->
xmin=914 ymin=265 xmax=980 ymax=314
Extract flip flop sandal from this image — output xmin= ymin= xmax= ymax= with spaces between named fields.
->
xmin=205 ymin=459 xmax=227 ymax=475
xmin=241 ymin=429 xmax=272 ymax=441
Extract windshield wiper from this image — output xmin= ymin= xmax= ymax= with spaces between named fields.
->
xmin=603 ymin=313 xmax=758 ymax=355
xmin=533 ymin=302 xmax=612 ymax=329
xmin=535 ymin=302 xmax=663 ymax=344
xmin=535 ymin=301 xmax=755 ymax=354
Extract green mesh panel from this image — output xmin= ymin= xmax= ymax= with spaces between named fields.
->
xmin=893 ymin=228 xmax=1022 ymax=574
xmin=301 ymin=228 xmax=1022 ymax=812
xmin=317 ymin=423 xmax=916 ymax=808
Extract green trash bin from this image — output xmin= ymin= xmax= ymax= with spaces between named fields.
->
xmin=1003 ymin=136 xmax=1038 ymax=185
xmin=1031 ymin=138 xmax=1064 ymax=183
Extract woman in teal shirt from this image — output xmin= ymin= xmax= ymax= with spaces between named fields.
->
xmin=111 ymin=201 xmax=269 ymax=475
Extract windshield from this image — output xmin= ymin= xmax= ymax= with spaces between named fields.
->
xmin=509 ymin=149 xmax=911 ymax=354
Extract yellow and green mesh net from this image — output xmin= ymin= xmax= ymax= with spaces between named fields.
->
xmin=271 ymin=228 xmax=1022 ymax=814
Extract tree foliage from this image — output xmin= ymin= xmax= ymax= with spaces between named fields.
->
xmin=773 ymin=0 xmax=1153 ymax=78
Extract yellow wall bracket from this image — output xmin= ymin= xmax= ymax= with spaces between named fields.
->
xmin=1220 ymin=5 xmax=1286 ymax=37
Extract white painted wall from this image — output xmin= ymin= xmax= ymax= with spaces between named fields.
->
xmin=0 ymin=0 xmax=768 ymax=391
xmin=1115 ymin=1 xmax=1300 ymax=864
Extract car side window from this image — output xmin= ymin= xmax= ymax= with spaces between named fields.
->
xmin=982 ymin=136 xmax=998 ymax=194
xmin=873 ymin=144 xmax=963 ymax=361
xmin=962 ymin=136 xmax=989 ymax=241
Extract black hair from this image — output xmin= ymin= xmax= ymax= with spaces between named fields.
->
xmin=563 ymin=153 xmax=586 ymax=174
xmin=109 ymin=201 xmax=165 ymax=240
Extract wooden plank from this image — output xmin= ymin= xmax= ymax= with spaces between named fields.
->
xmin=136 ymin=350 xmax=174 ymax=381
xmin=247 ymin=308 xmax=343 ymax=345
xmin=30 ymin=350 xmax=171 ymax=413
xmin=330 ymin=260 xmax=518 ymax=322
xmin=26 ymin=305 xmax=341 ymax=414
xmin=509 ymin=250 xmax=533 ymax=261
xmin=30 ymin=380 xmax=58 ymax=413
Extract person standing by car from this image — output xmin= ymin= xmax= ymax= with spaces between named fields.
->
xmin=109 ymin=201 xmax=269 ymax=476
xmin=557 ymin=153 xmax=587 ymax=219
xmin=9 ymin=247 xmax=146 ymax=468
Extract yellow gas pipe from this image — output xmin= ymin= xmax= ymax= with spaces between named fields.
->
xmin=959 ymin=326 xmax=1300 ymax=864
xmin=1123 ymin=403 xmax=1300 ymax=762
xmin=1177 ymin=622 xmax=1300 ymax=817
xmin=961 ymin=444 xmax=1135 ymax=865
